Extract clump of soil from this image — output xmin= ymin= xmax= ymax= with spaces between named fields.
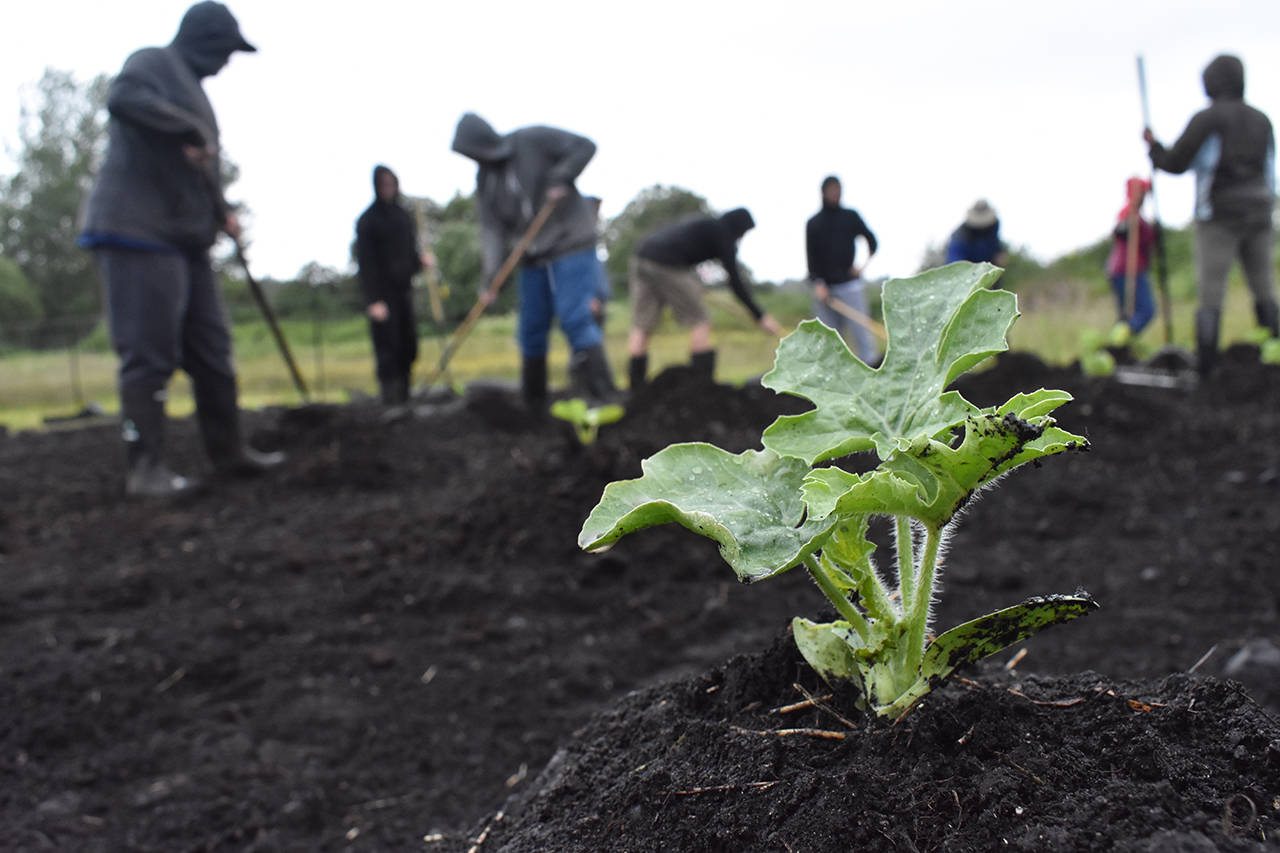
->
xmin=1 ymin=347 xmax=1278 ymax=851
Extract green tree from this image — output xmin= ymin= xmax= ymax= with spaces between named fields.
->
xmin=0 ymin=69 xmax=109 ymax=347
xmin=0 ymin=255 xmax=43 ymax=345
xmin=603 ymin=184 xmax=712 ymax=292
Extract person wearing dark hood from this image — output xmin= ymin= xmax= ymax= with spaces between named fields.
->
xmin=450 ymin=113 xmax=617 ymax=408
xmin=79 ymin=1 xmax=280 ymax=498
xmin=355 ymin=165 xmax=432 ymax=405
xmin=945 ymin=199 xmax=1008 ymax=267
xmin=626 ymin=208 xmax=782 ymax=388
xmin=806 ymin=175 xmax=879 ymax=364
xmin=1144 ymin=53 xmax=1278 ymax=376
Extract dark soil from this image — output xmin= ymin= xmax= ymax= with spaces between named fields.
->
xmin=1 ymin=348 xmax=1278 ymax=851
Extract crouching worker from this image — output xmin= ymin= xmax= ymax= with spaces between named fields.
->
xmin=356 ymin=165 xmax=431 ymax=405
xmin=451 ymin=112 xmax=618 ymax=408
xmin=1104 ymin=178 xmax=1158 ymax=344
xmin=627 ymin=208 xmax=782 ymax=389
xmin=79 ymin=1 xmax=283 ymax=498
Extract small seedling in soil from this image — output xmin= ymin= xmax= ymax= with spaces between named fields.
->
xmin=579 ymin=262 xmax=1097 ymax=718
xmin=551 ymin=398 xmax=625 ymax=445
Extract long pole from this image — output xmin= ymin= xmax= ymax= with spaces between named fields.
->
xmin=1137 ymin=54 xmax=1174 ymax=344
xmin=424 ymin=197 xmax=558 ymax=385
xmin=235 ymin=241 xmax=311 ymax=401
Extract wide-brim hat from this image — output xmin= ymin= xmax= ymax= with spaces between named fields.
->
xmin=964 ymin=199 xmax=998 ymax=229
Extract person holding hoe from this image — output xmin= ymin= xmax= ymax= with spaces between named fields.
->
xmin=1104 ymin=178 xmax=1158 ymax=345
xmin=451 ymin=112 xmax=618 ymax=409
xmin=806 ymin=175 xmax=880 ymax=365
xmin=79 ymin=1 xmax=282 ymax=498
xmin=626 ymin=208 xmax=782 ymax=389
xmin=355 ymin=164 xmax=433 ymax=406
xmin=1144 ymin=53 xmax=1278 ymax=376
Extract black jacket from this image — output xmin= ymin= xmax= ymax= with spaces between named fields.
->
xmin=636 ymin=208 xmax=763 ymax=320
xmin=1149 ymin=55 xmax=1275 ymax=225
xmin=806 ymin=204 xmax=877 ymax=284
xmin=355 ymin=167 xmax=422 ymax=307
xmin=451 ymin=113 xmax=598 ymax=277
xmin=80 ymin=2 xmax=255 ymax=251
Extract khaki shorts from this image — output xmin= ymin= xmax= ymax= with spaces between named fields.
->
xmin=629 ymin=256 xmax=709 ymax=332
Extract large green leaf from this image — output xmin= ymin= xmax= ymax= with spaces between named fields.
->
xmin=801 ymin=392 xmax=1087 ymax=529
xmin=578 ymin=444 xmax=836 ymax=582
xmin=762 ymin=263 xmax=1013 ymax=464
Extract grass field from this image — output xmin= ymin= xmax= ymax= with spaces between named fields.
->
xmin=0 ymin=271 xmax=1270 ymax=432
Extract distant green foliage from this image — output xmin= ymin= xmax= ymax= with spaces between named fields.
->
xmin=0 ymin=69 xmax=109 ymax=347
xmin=0 ymin=255 xmax=43 ymax=341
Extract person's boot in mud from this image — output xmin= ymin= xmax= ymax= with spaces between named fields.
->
xmin=121 ymin=384 xmax=199 ymax=499
xmin=1195 ymin=307 xmax=1220 ymax=378
xmin=521 ymin=355 xmax=548 ymax=418
xmin=690 ymin=348 xmax=716 ymax=383
xmin=194 ymin=376 xmax=285 ymax=477
xmin=1255 ymin=300 xmax=1280 ymax=339
xmin=570 ymin=344 xmax=619 ymax=405
xmin=627 ymin=353 xmax=647 ymax=395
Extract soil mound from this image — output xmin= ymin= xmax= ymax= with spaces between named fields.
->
xmin=1 ymin=350 xmax=1278 ymax=850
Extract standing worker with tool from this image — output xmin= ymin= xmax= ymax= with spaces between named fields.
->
xmin=806 ymin=175 xmax=880 ymax=365
xmin=1144 ymin=54 xmax=1278 ymax=377
xmin=451 ymin=113 xmax=618 ymax=409
xmin=79 ymin=1 xmax=283 ymax=498
xmin=626 ymin=208 xmax=782 ymax=389
xmin=355 ymin=165 xmax=433 ymax=406
xmin=1104 ymin=178 xmax=1158 ymax=344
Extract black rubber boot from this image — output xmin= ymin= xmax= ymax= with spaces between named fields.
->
xmin=521 ymin=356 xmax=548 ymax=413
xmin=120 ymin=383 xmax=198 ymax=498
xmin=380 ymin=376 xmax=409 ymax=406
xmin=628 ymin=354 xmax=648 ymax=392
xmin=570 ymin=345 xmax=619 ymax=405
xmin=690 ymin=349 xmax=717 ymax=382
xmin=194 ymin=376 xmax=285 ymax=476
xmin=1255 ymin=301 xmax=1280 ymax=338
xmin=1195 ymin=308 xmax=1220 ymax=378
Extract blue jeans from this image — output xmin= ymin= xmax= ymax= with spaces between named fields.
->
xmin=814 ymin=278 xmax=878 ymax=363
xmin=518 ymin=248 xmax=603 ymax=357
xmin=1109 ymin=271 xmax=1155 ymax=334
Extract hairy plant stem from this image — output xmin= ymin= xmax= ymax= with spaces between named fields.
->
xmin=895 ymin=516 xmax=915 ymax=610
xmin=904 ymin=524 xmax=943 ymax=665
xmin=804 ymin=555 xmax=869 ymax=641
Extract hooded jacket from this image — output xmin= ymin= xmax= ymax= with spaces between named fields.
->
xmin=80 ymin=2 xmax=255 ymax=252
xmin=806 ymin=203 xmax=878 ymax=284
xmin=451 ymin=113 xmax=598 ymax=277
xmin=634 ymin=209 xmax=764 ymax=320
xmin=355 ymin=166 xmax=422 ymax=306
xmin=1148 ymin=55 xmax=1276 ymax=224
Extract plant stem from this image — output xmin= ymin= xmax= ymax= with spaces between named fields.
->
xmin=895 ymin=516 xmax=915 ymax=609
xmin=804 ymin=555 xmax=869 ymax=641
xmin=904 ymin=524 xmax=942 ymax=665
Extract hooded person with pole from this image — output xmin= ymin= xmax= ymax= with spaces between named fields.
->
xmin=355 ymin=165 xmax=432 ymax=406
xmin=1143 ymin=53 xmax=1278 ymax=377
xmin=451 ymin=113 xmax=618 ymax=409
xmin=79 ymin=1 xmax=283 ymax=498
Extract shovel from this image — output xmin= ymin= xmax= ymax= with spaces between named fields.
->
xmin=1137 ymin=54 xmax=1174 ymax=344
xmin=236 ymin=240 xmax=310 ymax=402
xmin=424 ymin=197 xmax=559 ymax=385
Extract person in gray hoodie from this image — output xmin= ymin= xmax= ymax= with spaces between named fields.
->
xmin=79 ymin=2 xmax=281 ymax=497
xmin=451 ymin=113 xmax=617 ymax=408
xmin=1144 ymin=53 xmax=1278 ymax=376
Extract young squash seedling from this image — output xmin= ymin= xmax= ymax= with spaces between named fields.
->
xmin=579 ymin=262 xmax=1097 ymax=718
xmin=551 ymin=398 xmax=625 ymax=445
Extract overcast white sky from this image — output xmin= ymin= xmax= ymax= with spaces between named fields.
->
xmin=3 ymin=0 xmax=1278 ymax=284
